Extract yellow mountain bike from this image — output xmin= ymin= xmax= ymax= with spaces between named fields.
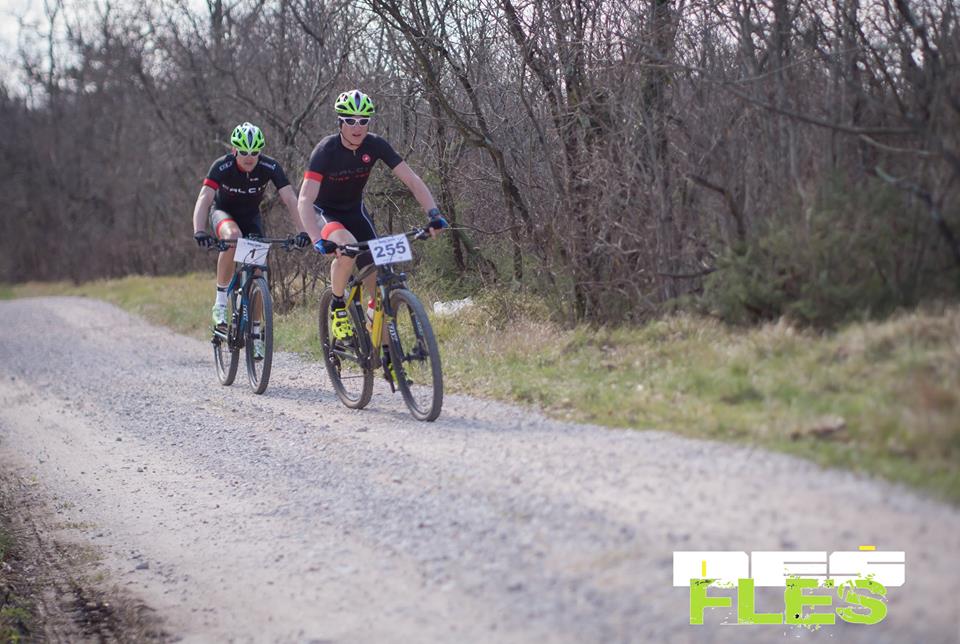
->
xmin=317 ymin=227 xmax=443 ymax=421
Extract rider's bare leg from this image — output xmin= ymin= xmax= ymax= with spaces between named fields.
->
xmin=216 ymin=222 xmax=241 ymax=289
xmin=327 ymin=228 xmax=357 ymax=299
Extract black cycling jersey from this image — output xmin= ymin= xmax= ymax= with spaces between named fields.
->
xmin=304 ymin=133 xmax=403 ymax=211
xmin=203 ymin=153 xmax=290 ymax=217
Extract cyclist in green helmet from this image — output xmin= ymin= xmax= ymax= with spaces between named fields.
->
xmin=192 ymin=122 xmax=310 ymax=355
xmin=298 ymin=90 xmax=448 ymax=370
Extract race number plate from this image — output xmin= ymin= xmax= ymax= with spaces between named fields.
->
xmin=234 ymin=238 xmax=271 ymax=267
xmin=369 ymin=234 xmax=412 ymax=265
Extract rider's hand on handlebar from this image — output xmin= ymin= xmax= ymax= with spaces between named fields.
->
xmin=313 ymin=239 xmax=338 ymax=255
xmin=294 ymin=232 xmax=311 ymax=249
xmin=194 ymin=231 xmax=215 ymax=248
xmin=426 ymin=208 xmax=448 ymax=239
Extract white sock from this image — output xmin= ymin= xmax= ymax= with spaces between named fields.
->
xmin=215 ymin=287 xmax=228 ymax=307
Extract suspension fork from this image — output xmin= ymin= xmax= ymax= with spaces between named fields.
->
xmin=370 ymin=287 xmax=388 ymax=368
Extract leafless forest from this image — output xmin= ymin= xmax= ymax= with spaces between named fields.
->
xmin=1 ymin=0 xmax=957 ymax=325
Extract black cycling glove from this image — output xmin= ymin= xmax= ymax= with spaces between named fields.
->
xmin=294 ymin=232 xmax=311 ymax=249
xmin=194 ymin=231 xmax=215 ymax=248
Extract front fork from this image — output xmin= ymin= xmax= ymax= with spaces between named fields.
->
xmin=370 ymin=286 xmax=389 ymax=369
xmin=223 ymin=272 xmax=250 ymax=349
xmin=374 ymin=283 xmax=407 ymax=392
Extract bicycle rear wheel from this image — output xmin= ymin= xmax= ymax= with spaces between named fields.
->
xmin=387 ymin=289 xmax=443 ymax=421
xmin=213 ymin=289 xmax=239 ymax=386
xmin=318 ymin=287 xmax=373 ymax=409
xmin=245 ymin=276 xmax=273 ymax=394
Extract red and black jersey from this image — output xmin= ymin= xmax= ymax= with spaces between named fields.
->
xmin=203 ymin=153 xmax=291 ymax=217
xmin=304 ymin=134 xmax=403 ymax=212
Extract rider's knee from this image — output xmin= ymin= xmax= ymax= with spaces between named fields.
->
xmin=322 ymin=222 xmax=349 ymax=242
xmin=219 ymin=225 xmax=241 ymax=241
xmin=211 ymin=210 xmax=240 ymax=241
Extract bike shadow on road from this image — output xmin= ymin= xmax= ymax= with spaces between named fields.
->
xmin=252 ymin=377 xmax=561 ymax=437
xmin=333 ymin=399 xmax=556 ymax=436
xmin=256 ymin=384 xmax=342 ymax=405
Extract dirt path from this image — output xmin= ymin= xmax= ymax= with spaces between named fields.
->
xmin=0 ymin=296 xmax=957 ymax=643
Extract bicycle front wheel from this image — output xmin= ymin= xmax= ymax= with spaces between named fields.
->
xmin=245 ymin=276 xmax=274 ymax=394
xmin=318 ymin=287 xmax=373 ymax=409
xmin=213 ymin=290 xmax=239 ymax=386
xmin=387 ymin=289 xmax=443 ymax=421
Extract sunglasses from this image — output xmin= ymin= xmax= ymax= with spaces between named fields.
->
xmin=237 ymin=150 xmax=261 ymax=157
xmin=339 ymin=116 xmax=370 ymax=126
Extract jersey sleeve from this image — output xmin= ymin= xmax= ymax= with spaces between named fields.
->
xmin=203 ymin=159 xmax=223 ymax=191
xmin=304 ymin=145 xmax=326 ymax=184
xmin=270 ymin=161 xmax=291 ymax=190
xmin=373 ymin=136 xmax=403 ymax=169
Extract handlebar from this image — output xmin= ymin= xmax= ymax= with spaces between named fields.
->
xmin=327 ymin=227 xmax=430 ymax=258
xmin=206 ymin=235 xmax=304 ymax=252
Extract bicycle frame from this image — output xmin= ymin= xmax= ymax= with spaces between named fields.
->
xmin=341 ymin=263 xmax=407 ymax=370
xmin=209 ymin=261 xmax=258 ymax=348
xmin=219 ymin=266 xmax=260 ymax=346
xmin=320 ymin=226 xmax=443 ymax=419
xmin=337 ymin=230 xmax=427 ymax=370
xmin=211 ymin=237 xmax=291 ymax=348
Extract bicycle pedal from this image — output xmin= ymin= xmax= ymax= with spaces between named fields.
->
xmin=328 ymin=353 xmax=342 ymax=373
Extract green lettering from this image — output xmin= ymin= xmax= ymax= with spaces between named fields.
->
xmin=836 ymin=579 xmax=887 ymax=625
xmin=690 ymin=579 xmax=732 ymax=625
xmin=737 ymin=578 xmax=783 ymax=624
xmin=785 ymin=578 xmax=835 ymax=626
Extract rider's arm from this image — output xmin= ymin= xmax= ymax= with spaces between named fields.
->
xmin=277 ymin=185 xmax=306 ymax=235
xmin=297 ymin=177 xmax=325 ymax=242
xmin=391 ymin=162 xmax=438 ymax=215
xmin=192 ymin=185 xmax=216 ymax=233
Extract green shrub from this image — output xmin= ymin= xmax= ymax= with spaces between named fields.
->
xmin=703 ymin=178 xmax=960 ymax=328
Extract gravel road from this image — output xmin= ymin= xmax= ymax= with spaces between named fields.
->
xmin=0 ymin=296 xmax=957 ymax=643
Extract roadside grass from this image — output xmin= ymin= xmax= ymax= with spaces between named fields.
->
xmin=4 ymin=274 xmax=214 ymax=339
xmin=1 ymin=514 xmax=32 ymax=642
xmin=4 ymin=277 xmax=958 ymax=503
xmin=436 ymin=299 xmax=960 ymax=502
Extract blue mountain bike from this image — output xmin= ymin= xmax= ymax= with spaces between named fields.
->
xmin=210 ymin=236 xmax=299 ymax=394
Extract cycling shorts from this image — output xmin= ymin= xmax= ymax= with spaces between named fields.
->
xmin=210 ymin=207 xmax=264 ymax=239
xmin=314 ymin=202 xmax=377 ymax=243
xmin=314 ymin=203 xmax=377 ymax=269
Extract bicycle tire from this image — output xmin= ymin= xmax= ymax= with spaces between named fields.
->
xmin=245 ymin=276 xmax=273 ymax=394
xmin=213 ymin=288 xmax=240 ymax=386
xmin=387 ymin=289 xmax=443 ymax=421
xmin=318 ymin=287 xmax=374 ymax=409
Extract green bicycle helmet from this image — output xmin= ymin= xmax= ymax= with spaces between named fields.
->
xmin=334 ymin=90 xmax=376 ymax=116
xmin=230 ymin=122 xmax=265 ymax=152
